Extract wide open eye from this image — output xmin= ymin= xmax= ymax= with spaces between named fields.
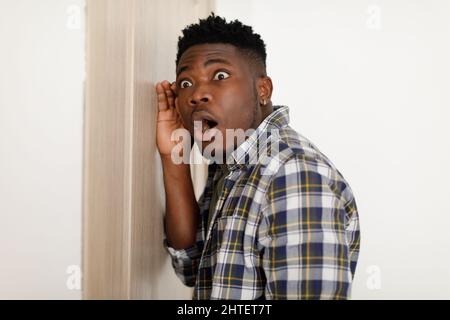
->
xmin=180 ymin=80 xmax=193 ymax=88
xmin=213 ymin=71 xmax=230 ymax=81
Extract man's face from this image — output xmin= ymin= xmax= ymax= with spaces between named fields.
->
xmin=175 ymin=43 xmax=260 ymax=157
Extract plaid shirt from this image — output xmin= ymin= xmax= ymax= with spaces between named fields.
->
xmin=163 ymin=105 xmax=361 ymax=300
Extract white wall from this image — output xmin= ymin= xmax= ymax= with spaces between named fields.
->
xmin=215 ymin=0 xmax=450 ymax=299
xmin=0 ymin=0 xmax=85 ymax=299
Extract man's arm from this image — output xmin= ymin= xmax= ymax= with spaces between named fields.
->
xmin=156 ymin=81 xmax=203 ymax=286
xmin=161 ymin=156 xmax=199 ymax=249
xmin=156 ymin=80 xmax=199 ymax=249
xmin=258 ymin=157 xmax=358 ymax=299
xmin=160 ymin=160 xmax=204 ymax=287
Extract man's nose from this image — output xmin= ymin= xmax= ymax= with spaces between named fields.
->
xmin=189 ymin=87 xmax=212 ymax=107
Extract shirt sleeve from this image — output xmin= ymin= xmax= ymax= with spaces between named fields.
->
xmin=162 ymin=216 xmax=204 ymax=288
xmin=258 ymin=157 xmax=359 ymax=299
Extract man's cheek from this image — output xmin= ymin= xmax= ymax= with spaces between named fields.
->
xmin=179 ymin=110 xmax=191 ymax=130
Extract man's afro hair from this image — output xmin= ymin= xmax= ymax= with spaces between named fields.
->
xmin=176 ymin=13 xmax=267 ymax=71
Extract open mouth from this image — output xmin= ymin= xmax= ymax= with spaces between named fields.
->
xmin=201 ymin=118 xmax=218 ymax=133
xmin=192 ymin=112 xmax=220 ymax=142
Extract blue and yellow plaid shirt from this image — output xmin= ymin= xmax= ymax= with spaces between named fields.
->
xmin=163 ymin=105 xmax=361 ymax=300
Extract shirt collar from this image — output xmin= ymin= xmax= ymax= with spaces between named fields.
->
xmin=224 ymin=105 xmax=290 ymax=171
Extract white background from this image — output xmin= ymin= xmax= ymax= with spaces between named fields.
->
xmin=216 ymin=0 xmax=450 ymax=299
xmin=1 ymin=0 xmax=449 ymax=299
xmin=0 ymin=0 xmax=84 ymax=299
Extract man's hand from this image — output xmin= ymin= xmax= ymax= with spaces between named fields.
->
xmin=156 ymin=80 xmax=185 ymax=157
xmin=156 ymin=80 xmax=199 ymax=250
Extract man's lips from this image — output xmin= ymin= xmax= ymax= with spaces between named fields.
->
xmin=191 ymin=110 xmax=218 ymax=125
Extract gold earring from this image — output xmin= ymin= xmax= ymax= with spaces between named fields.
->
xmin=262 ymin=99 xmax=267 ymax=106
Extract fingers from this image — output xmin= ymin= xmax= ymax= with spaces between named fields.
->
xmin=170 ymin=81 xmax=177 ymax=92
xmin=156 ymin=82 xmax=168 ymax=111
xmin=156 ymin=80 xmax=177 ymax=111
xmin=163 ymin=81 xmax=175 ymax=109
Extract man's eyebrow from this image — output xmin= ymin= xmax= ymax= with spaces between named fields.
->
xmin=176 ymin=58 xmax=233 ymax=77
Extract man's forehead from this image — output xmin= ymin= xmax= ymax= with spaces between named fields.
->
xmin=177 ymin=44 xmax=240 ymax=73
xmin=180 ymin=43 xmax=237 ymax=60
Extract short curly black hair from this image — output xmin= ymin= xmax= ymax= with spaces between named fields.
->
xmin=176 ymin=13 xmax=267 ymax=76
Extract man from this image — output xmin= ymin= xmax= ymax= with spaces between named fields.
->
xmin=156 ymin=13 xmax=360 ymax=300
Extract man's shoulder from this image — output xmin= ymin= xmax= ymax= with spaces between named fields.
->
xmin=268 ymin=125 xmax=334 ymax=175
xmin=268 ymin=125 xmax=356 ymax=203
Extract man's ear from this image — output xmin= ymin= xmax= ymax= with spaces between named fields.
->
xmin=256 ymin=76 xmax=273 ymax=105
